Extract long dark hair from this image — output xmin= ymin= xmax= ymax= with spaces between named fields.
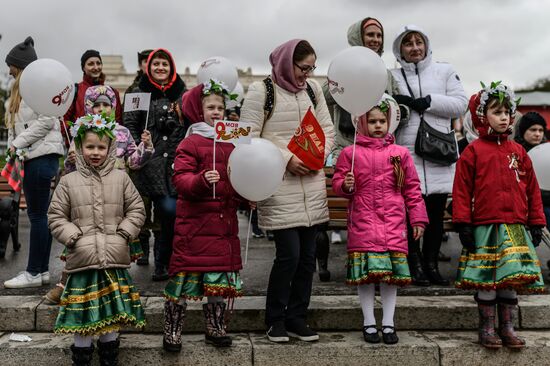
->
xmin=293 ymin=40 xmax=316 ymax=63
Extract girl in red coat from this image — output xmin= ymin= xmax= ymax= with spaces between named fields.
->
xmin=332 ymin=96 xmax=428 ymax=344
xmin=162 ymin=80 xmax=244 ymax=352
xmin=453 ymin=82 xmax=546 ymax=349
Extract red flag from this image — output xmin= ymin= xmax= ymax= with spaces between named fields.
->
xmin=287 ymin=107 xmax=326 ymax=170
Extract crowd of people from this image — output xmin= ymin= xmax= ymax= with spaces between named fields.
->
xmin=2 ymin=15 xmax=549 ymax=364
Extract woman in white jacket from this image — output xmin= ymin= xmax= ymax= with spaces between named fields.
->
xmin=3 ymin=37 xmax=65 ymax=289
xmin=391 ymin=25 xmax=467 ymax=286
xmin=240 ymin=39 xmax=334 ymax=343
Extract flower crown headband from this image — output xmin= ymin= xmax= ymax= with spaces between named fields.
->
xmin=479 ymin=81 xmax=521 ymax=114
xmin=202 ymin=78 xmax=238 ymax=101
xmin=69 ymin=112 xmax=116 ymax=145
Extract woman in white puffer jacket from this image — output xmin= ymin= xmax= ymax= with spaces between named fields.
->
xmin=3 ymin=37 xmax=65 ymax=289
xmin=390 ymin=25 xmax=468 ymax=287
xmin=240 ymin=39 xmax=334 ymax=343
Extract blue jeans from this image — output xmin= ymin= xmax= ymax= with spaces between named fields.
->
xmin=23 ymin=154 xmax=59 ymax=275
xmin=152 ymin=195 xmax=176 ymax=269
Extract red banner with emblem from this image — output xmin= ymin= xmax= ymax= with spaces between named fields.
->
xmin=287 ymin=107 xmax=325 ymax=170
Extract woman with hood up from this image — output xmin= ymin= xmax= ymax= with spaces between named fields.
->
xmin=124 ymin=48 xmax=187 ymax=281
xmin=391 ymin=25 xmax=468 ymax=287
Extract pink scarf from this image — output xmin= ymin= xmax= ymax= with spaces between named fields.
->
xmin=269 ymin=39 xmax=306 ymax=94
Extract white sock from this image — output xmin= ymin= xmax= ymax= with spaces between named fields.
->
xmin=358 ymin=283 xmax=376 ymax=332
xmin=379 ymin=283 xmax=397 ymax=333
xmin=477 ymin=289 xmax=497 ymax=301
xmin=74 ymin=334 xmax=93 ymax=347
xmin=207 ymin=296 xmax=224 ymax=304
xmin=99 ymin=331 xmax=118 ymax=343
xmin=497 ymin=289 xmax=517 ymax=299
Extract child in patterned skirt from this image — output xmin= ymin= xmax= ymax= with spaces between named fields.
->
xmin=453 ymin=82 xmax=545 ymax=349
xmin=48 ymin=113 xmax=146 ymax=365
xmin=162 ymin=80 xmax=246 ymax=352
xmin=332 ymin=95 xmax=428 ymax=344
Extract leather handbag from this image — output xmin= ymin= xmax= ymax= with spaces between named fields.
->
xmin=401 ymin=69 xmax=458 ymax=165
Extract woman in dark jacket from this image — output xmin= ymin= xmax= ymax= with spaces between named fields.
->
xmin=124 ymin=48 xmax=187 ymax=280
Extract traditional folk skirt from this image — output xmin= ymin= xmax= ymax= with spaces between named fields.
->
xmin=164 ymin=271 xmax=243 ymax=302
xmin=455 ymin=224 xmax=545 ymax=294
xmin=346 ymin=251 xmax=411 ymax=286
xmin=60 ymin=240 xmax=143 ymax=262
xmin=54 ymin=269 xmax=145 ymax=336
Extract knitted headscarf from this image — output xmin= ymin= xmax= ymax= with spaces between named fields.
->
xmin=269 ymin=39 xmax=307 ymax=94
xmin=84 ymin=85 xmax=117 ymax=114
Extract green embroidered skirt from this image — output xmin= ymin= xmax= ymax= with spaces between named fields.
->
xmin=54 ymin=269 xmax=145 ymax=335
xmin=346 ymin=251 xmax=411 ymax=286
xmin=60 ymin=240 xmax=143 ymax=262
xmin=455 ymin=224 xmax=545 ymax=293
xmin=164 ymin=271 xmax=242 ymax=301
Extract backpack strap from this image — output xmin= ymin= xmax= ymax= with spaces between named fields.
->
xmin=263 ymin=77 xmax=317 ymax=122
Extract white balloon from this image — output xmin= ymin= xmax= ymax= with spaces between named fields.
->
xmin=228 ymin=138 xmax=286 ymax=201
xmin=19 ymin=59 xmax=75 ymax=117
xmin=197 ymin=56 xmax=238 ymax=91
xmin=226 ymin=81 xmax=244 ymax=109
xmin=528 ymin=143 xmax=550 ymax=190
xmin=327 ymin=47 xmax=387 ymax=116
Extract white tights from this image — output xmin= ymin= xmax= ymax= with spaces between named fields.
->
xmin=476 ymin=289 xmax=517 ymax=301
xmin=177 ymin=296 xmax=224 ymax=306
xmin=358 ymin=283 xmax=398 ymax=334
xmin=74 ymin=331 xmax=118 ymax=347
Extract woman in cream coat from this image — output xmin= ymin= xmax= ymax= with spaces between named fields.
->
xmin=241 ymin=39 xmax=334 ymax=343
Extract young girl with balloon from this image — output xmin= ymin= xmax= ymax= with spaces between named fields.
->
xmin=332 ymin=95 xmax=428 ymax=345
xmin=162 ymin=79 xmax=248 ymax=352
xmin=453 ymin=82 xmax=545 ymax=349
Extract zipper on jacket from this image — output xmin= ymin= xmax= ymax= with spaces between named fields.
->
xmin=295 ymin=93 xmax=312 ymax=226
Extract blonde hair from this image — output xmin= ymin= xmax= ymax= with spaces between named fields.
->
xmin=5 ymin=69 xmax=23 ymax=129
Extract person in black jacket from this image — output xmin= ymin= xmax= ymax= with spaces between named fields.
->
xmin=124 ymin=48 xmax=187 ymax=281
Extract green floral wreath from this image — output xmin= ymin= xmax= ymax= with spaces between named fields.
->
xmin=68 ymin=112 xmax=116 ymax=146
xmin=202 ymin=78 xmax=238 ymax=101
xmin=479 ymin=81 xmax=521 ymax=113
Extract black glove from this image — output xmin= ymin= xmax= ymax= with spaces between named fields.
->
xmin=398 ymin=105 xmax=409 ymax=122
xmin=410 ymin=95 xmax=431 ymax=113
xmin=457 ymin=224 xmax=475 ymax=252
xmin=393 ymin=94 xmax=414 ymax=107
xmin=530 ymin=227 xmax=543 ymax=247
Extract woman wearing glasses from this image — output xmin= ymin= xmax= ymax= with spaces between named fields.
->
xmin=240 ymin=39 xmax=334 ymax=343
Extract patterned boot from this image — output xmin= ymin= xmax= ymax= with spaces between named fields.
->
xmin=97 ymin=338 xmax=119 ymax=366
xmin=203 ymin=302 xmax=232 ymax=347
xmin=163 ymin=300 xmax=187 ymax=352
xmin=475 ymin=295 xmax=502 ymax=349
xmin=497 ymin=297 xmax=525 ymax=349
xmin=70 ymin=344 xmax=94 ymax=366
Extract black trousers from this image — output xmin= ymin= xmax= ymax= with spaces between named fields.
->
xmin=265 ymin=226 xmax=318 ymax=326
xmin=409 ymin=193 xmax=448 ymax=262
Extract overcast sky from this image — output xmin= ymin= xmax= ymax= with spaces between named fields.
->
xmin=1 ymin=0 xmax=549 ymax=95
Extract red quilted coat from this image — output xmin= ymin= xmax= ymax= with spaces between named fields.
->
xmin=169 ymin=133 xmax=243 ymax=275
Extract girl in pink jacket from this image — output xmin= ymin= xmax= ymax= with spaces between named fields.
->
xmin=333 ymin=96 xmax=428 ymax=345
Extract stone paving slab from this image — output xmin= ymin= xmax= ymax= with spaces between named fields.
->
xmin=0 ymin=296 xmax=41 ymax=331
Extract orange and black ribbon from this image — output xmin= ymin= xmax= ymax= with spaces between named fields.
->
xmin=390 ymin=155 xmax=405 ymax=190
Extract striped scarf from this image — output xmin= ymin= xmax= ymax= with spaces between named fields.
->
xmin=1 ymin=156 xmax=24 ymax=192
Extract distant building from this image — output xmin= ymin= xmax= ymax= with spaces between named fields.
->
xmin=516 ymin=91 xmax=550 ymax=128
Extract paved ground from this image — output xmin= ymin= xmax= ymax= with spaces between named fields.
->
xmin=1 ymin=212 xmax=549 ymax=297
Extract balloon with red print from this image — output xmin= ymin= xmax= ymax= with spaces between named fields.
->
xmin=197 ymin=56 xmax=238 ymax=91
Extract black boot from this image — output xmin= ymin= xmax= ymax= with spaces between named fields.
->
xmin=315 ymin=230 xmax=331 ymax=282
xmin=71 ymin=344 xmax=94 ymax=366
xmin=163 ymin=300 xmax=187 ymax=352
xmin=423 ymin=257 xmax=450 ymax=286
xmin=136 ymin=230 xmax=150 ymax=265
xmin=203 ymin=302 xmax=232 ymax=347
xmin=408 ymin=251 xmax=430 ymax=286
xmin=97 ymin=338 xmax=119 ymax=366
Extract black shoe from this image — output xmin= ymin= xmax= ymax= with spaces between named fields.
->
xmin=152 ymin=266 xmax=169 ymax=281
xmin=266 ymin=321 xmax=289 ymax=343
xmin=252 ymin=229 xmax=265 ymax=238
xmin=266 ymin=231 xmax=275 ymax=241
xmin=362 ymin=325 xmax=380 ymax=343
xmin=424 ymin=262 xmax=450 ymax=286
xmin=136 ymin=255 xmax=149 ymax=265
xmin=382 ymin=326 xmax=399 ymax=344
xmin=286 ymin=320 xmax=319 ymax=342
xmin=408 ymin=252 xmax=431 ymax=286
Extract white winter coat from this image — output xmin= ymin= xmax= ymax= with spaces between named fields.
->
xmin=6 ymin=98 xmax=65 ymax=160
xmin=240 ymin=79 xmax=335 ymax=230
xmin=390 ymin=25 xmax=468 ymax=194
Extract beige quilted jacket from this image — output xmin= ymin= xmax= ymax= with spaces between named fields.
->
xmin=48 ymin=140 xmax=145 ymax=273
xmin=240 ymin=78 xmax=334 ymax=230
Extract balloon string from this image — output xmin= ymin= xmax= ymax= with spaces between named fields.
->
xmin=351 ymin=116 xmax=358 ymax=173
xmin=245 ymin=208 xmax=253 ymax=265
xmin=213 ymin=138 xmax=216 ymax=199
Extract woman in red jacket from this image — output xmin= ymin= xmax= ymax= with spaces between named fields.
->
xmin=453 ymin=82 xmax=545 ymax=350
xmin=162 ymin=80 xmax=245 ymax=352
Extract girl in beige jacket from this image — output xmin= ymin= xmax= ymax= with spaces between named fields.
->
xmin=47 ymin=116 xmax=145 ymax=365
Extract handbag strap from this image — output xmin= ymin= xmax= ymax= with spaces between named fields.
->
xmin=401 ymin=68 xmax=424 ymax=118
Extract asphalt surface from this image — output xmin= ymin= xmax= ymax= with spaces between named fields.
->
xmin=1 ymin=212 xmax=549 ymax=297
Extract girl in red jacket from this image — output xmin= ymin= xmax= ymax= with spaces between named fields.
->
xmin=162 ymin=80 xmax=243 ymax=352
xmin=333 ymin=96 xmax=428 ymax=344
xmin=453 ymin=82 xmax=545 ymax=350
